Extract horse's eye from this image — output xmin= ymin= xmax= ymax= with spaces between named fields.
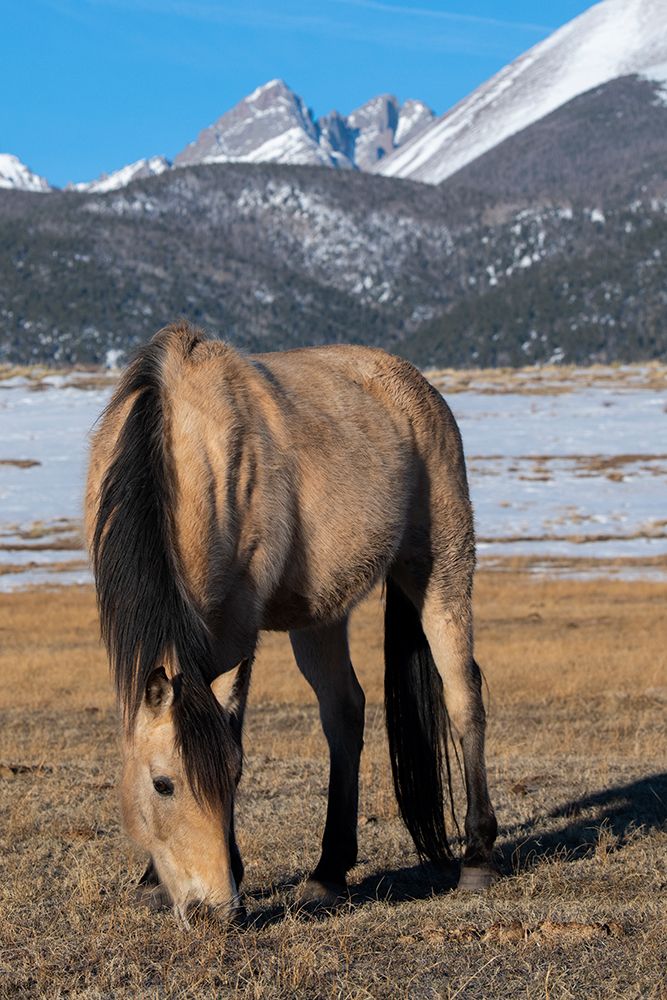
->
xmin=152 ymin=776 xmax=174 ymax=797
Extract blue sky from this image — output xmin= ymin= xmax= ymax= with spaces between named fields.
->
xmin=4 ymin=0 xmax=594 ymax=186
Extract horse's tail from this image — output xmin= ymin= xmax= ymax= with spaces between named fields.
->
xmin=90 ymin=322 xmax=235 ymax=810
xmin=384 ymin=577 xmax=456 ymax=863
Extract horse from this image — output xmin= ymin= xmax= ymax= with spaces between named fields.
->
xmin=85 ymin=321 xmax=497 ymax=928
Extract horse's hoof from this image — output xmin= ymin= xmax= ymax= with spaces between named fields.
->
xmin=134 ymin=881 xmax=171 ymax=911
xmin=457 ymin=864 xmax=499 ymax=892
xmin=295 ymin=877 xmax=347 ymax=910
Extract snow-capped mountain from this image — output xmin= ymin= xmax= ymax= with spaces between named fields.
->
xmin=6 ymin=0 xmax=666 ymax=195
xmin=441 ymin=72 xmax=667 ymax=204
xmin=375 ymin=0 xmax=667 ymax=184
xmin=71 ymin=156 xmax=170 ymax=193
xmin=0 ymin=83 xmax=432 ymax=195
xmin=0 ymin=153 xmax=50 ymax=192
xmin=175 ymin=79 xmax=332 ymax=168
xmin=344 ymin=95 xmax=433 ymax=170
xmin=174 ymin=79 xmax=434 ymax=171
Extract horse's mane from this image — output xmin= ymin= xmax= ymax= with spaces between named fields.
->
xmin=91 ymin=322 xmax=238 ymax=812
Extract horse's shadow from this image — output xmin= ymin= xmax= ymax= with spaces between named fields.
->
xmin=243 ymin=772 xmax=666 ymax=926
xmin=501 ymin=771 xmax=667 ymax=872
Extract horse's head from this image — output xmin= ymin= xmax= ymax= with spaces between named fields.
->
xmin=120 ymin=665 xmax=245 ymax=928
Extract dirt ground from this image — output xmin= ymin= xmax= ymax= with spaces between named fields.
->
xmin=1 ymin=572 xmax=666 ymax=999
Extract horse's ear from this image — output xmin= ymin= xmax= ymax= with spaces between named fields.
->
xmin=211 ymin=659 xmax=251 ymax=722
xmin=144 ymin=666 xmax=174 ymax=715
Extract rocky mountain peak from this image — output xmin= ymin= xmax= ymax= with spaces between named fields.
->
xmin=0 ymin=153 xmax=51 ymax=192
xmin=174 ymin=78 xmax=328 ymax=168
xmin=174 ymin=81 xmax=434 ymax=173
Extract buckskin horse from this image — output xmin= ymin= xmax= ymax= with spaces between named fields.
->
xmin=85 ymin=321 xmax=497 ymax=928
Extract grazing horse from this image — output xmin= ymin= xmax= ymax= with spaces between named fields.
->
xmin=85 ymin=322 xmax=497 ymax=928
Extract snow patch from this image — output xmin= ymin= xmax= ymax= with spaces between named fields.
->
xmin=642 ymin=59 xmax=667 ymax=103
xmin=247 ymin=78 xmax=285 ymax=102
xmin=105 ymin=348 xmax=125 ymax=369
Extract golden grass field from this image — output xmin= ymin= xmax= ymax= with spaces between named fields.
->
xmin=1 ymin=571 xmax=666 ymax=999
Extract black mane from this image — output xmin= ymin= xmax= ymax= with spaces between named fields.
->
xmin=91 ymin=325 xmax=237 ymax=812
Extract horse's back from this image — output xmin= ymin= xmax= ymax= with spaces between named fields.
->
xmin=249 ymin=343 xmax=463 ymax=466
xmin=248 ymin=341 xmax=469 ymax=530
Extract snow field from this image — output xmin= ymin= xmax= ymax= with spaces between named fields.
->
xmin=0 ymin=371 xmax=665 ymax=589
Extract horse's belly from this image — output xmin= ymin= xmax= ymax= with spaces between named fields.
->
xmin=260 ymin=514 xmax=400 ymax=632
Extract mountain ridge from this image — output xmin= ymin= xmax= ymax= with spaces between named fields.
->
xmin=6 ymin=0 xmax=666 ymax=191
xmin=1 ymin=0 xmax=666 ymax=369
xmin=70 ymin=156 xmax=171 ymax=194
xmin=2 ymin=69 xmax=665 ymax=370
xmin=173 ymin=79 xmax=434 ymax=172
xmin=376 ymin=0 xmax=667 ymax=183
xmin=3 ymin=80 xmax=435 ymax=192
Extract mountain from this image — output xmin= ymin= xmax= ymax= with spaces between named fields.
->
xmin=70 ymin=156 xmax=170 ymax=193
xmin=376 ymin=0 xmax=667 ymax=184
xmin=4 ymin=0 xmax=665 ymax=191
xmin=443 ymin=74 xmax=667 ymax=205
xmin=0 ymin=154 xmax=50 ymax=192
xmin=1 ymin=1 xmax=666 ymax=369
xmin=174 ymin=80 xmax=331 ymax=168
xmin=174 ymin=79 xmax=434 ymax=171
xmin=0 ymin=82 xmax=432 ymax=194
xmin=343 ymin=95 xmax=433 ymax=170
xmin=317 ymin=95 xmax=433 ymax=170
xmin=410 ymin=72 xmax=667 ymax=366
xmin=0 ymin=164 xmax=456 ymax=364
xmin=1 ymin=96 xmax=666 ymax=370
xmin=394 ymin=99 xmax=437 ymax=147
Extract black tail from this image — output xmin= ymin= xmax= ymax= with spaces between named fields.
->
xmin=91 ymin=323 xmax=236 ymax=812
xmin=384 ymin=577 xmax=456 ymax=864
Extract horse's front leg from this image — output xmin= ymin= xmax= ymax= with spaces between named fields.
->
xmin=135 ymin=859 xmax=171 ymax=910
xmin=290 ymin=620 xmax=366 ymax=904
xmin=210 ymin=654 xmax=254 ymax=892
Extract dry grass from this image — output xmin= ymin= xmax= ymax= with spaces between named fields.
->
xmin=0 ymin=538 xmax=84 ymax=553
xmin=467 ymin=453 xmax=667 ymax=486
xmin=1 ymin=574 xmax=666 ymax=998
xmin=478 ymin=553 xmax=667 ymax=582
xmin=0 ymin=520 xmax=79 ymax=540
xmin=0 ymin=559 xmax=88 ymax=579
xmin=0 ymin=459 xmax=41 ymax=470
xmin=2 ymin=360 xmax=667 ymax=397
xmin=426 ymin=361 xmax=667 ymax=395
xmin=0 ymin=364 xmax=116 ymax=390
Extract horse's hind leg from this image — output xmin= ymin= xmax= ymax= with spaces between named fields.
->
xmin=289 ymin=619 xmax=365 ymax=904
xmin=420 ymin=592 xmax=498 ymax=888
